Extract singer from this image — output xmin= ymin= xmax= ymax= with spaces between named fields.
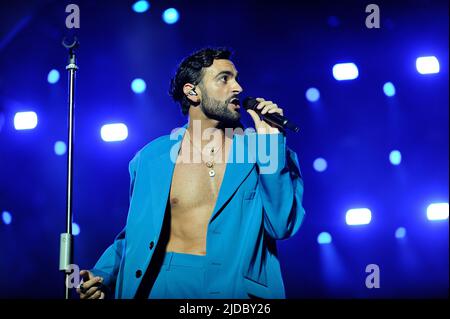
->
xmin=77 ymin=47 xmax=305 ymax=299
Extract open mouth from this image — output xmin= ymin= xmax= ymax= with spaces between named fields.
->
xmin=229 ymin=98 xmax=240 ymax=108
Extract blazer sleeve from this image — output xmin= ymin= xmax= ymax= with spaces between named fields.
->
xmin=256 ymin=133 xmax=306 ymax=240
xmin=89 ymin=151 xmax=140 ymax=293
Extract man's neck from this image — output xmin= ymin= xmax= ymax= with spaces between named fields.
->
xmin=186 ymin=116 xmax=228 ymax=152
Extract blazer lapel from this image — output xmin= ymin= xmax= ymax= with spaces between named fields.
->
xmin=147 ymin=135 xmax=182 ymax=233
xmin=209 ymin=133 xmax=255 ymax=223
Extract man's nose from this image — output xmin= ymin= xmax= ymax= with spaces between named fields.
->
xmin=233 ymin=82 xmax=243 ymax=94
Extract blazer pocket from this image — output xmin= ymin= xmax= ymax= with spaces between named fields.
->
xmin=243 ymin=190 xmax=256 ymax=200
xmin=243 ymin=276 xmax=271 ymax=299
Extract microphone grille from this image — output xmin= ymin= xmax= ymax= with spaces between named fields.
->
xmin=242 ymin=97 xmax=258 ymax=110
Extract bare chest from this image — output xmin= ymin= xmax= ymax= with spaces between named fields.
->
xmin=169 ymin=161 xmax=226 ymax=213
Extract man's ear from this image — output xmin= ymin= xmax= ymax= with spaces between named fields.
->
xmin=183 ymin=83 xmax=200 ymax=104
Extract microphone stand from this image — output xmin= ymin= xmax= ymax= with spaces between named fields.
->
xmin=59 ymin=36 xmax=79 ymax=300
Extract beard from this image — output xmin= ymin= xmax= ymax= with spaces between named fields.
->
xmin=200 ymin=90 xmax=241 ymax=125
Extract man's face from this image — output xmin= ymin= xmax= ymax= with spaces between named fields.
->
xmin=198 ymin=59 xmax=243 ymax=124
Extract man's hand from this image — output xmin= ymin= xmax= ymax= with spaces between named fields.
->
xmin=76 ymin=270 xmax=105 ymax=299
xmin=246 ymin=97 xmax=284 ymax=134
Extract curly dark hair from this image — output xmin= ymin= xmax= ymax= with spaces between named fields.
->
xmin=169 ymin=47 xmax=233 ymax=115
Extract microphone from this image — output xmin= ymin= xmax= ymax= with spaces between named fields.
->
xmin=243 ymin=97 xmax=300 ymax=133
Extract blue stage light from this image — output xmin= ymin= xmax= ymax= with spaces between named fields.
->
xmin=54 ymin=141 xmax=67 ymax=156
xmin=346 ymin=208 xmax=372 ymax=226
xmin=317 ymin=232 xmax=332 ymax=245
xmin=72 ymin=222 xmax=80 ymax=236
xmin=132 ymin=0 xmax=150 ymax=13
xmin=313 ymin=157 xmax=327 ymax=172
xmin=14 ymin=111 xmax=38 ymax=130
xmin=427 ymin=203 xmax=449 ymax=221
xmin=389 ymin=150 xmax=402 ymax=165
xmin=416 ymin=56 xmax=440 ymax=74
xmin=383 ymin=82 xmax=396 ymax=97
xmin=332 ymin=62 xmax=359 ymax=80
xmin=101 ymin=123 xmax=128 ymax=142
xmin=306 ymin=87 xmax=320 ymax=102
xmin=395 ymin=227 xmax=406 ymax=239
xmin=131 ymin=78 xmax=146 ymax=94
xmin=2 ymin=211 xmax=12 ymax=225
xmin=47 ymin=69 xmax=60 ymax=84
xmin=162 ymin=8 xmax=179 ymax=24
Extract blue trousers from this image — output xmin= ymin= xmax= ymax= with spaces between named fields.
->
xmin=149 ymin=251 xmax=207 ymax=299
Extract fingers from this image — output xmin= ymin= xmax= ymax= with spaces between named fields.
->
xmin=81 ymin=276 xmax=103 ymax=292
xmin=88 ymin=290 xmax=102 ymax=299
xmin=255 ymin=99 xmax=273 ymax=113
xmin=268 ymin=107 xmax=283 ymax=116
xmin=80 ymin=283 xmax=103 ymax=299
xmin=80 ymin=270 xmax=94 ymax=282
xmin=82 ymin=281 xmax=103 ymax=299
xmin=90 ymin=290 xmax=105 ymax=299
xmin=77 ymin=272 xmax=104 ymax=299
xmin=77 ymin=270 xmax=92 ymax=295
xmin=248 ymin=98 xmax=283 ymax=134
xmin=255 ymin=98 xmax=283 ymax=115
xmin=246 ymin=109 xmax=261 ymax=124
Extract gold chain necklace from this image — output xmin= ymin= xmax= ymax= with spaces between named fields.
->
xmin=185 ymin=132 xmax=224 ymax=177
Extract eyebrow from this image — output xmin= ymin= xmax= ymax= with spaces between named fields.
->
xmin=214 ymin=70 xmax=239 ymax=79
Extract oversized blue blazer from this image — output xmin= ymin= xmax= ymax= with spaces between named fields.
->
xmin=91 ymin=124 xmax=305 ymax=299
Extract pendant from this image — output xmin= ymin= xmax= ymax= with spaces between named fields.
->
xmin=206 ymin=161 xmax=213 ymax=168
xmin=209 ymin=169 xmax=216 ymax=177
